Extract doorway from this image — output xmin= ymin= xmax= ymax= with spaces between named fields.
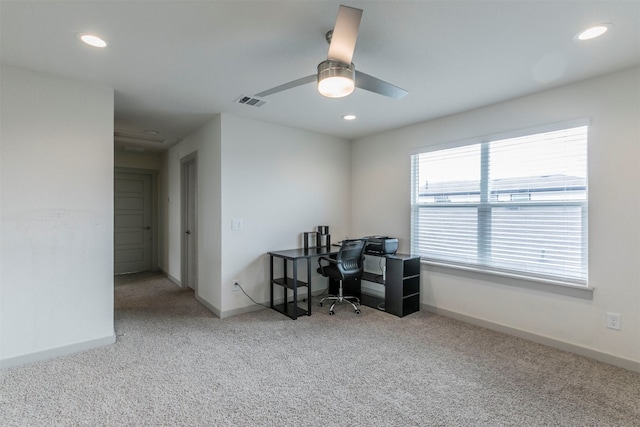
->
xmin=114 ymin=169 xmax=156 ymax=274
xmin=181 ymin=154 xmax=197 ymax=290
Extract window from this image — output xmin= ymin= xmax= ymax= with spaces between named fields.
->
xmin=411 ymin=121 xmax=588 ymax=286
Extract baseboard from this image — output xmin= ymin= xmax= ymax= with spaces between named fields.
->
xmin=191 ymin=292 xmax=264 ymax=319
xmin=423 ymin=304 xmax=640 ymax=373
xmin=219 ymin=303 xmax=266 ymax=319
xmin=0 ymin=333 xmax=116 ymax=370
xmin=194 ymin=294 xmax=222 ymax=318
xmin=219 ymin=296 xmax=289 ymax=319
xmin=192 ymin=289 xmax=267 ymax=320
xmin=159 ymin=269 xmax=181 ymax=287
xmin=194 ymin=294 xmax=268 ymax=319
xmin=185 ymin=279 xmax=270 ymax=319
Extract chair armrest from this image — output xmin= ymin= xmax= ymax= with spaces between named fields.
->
xmin=317 ymin=256 xmax=340 ymax=276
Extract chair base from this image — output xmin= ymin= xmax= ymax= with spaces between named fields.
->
xmin=319 ymin=284 xmax=361 ymax=315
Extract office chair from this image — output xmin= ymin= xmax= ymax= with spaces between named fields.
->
xmin=317 ymin=238 xmax=367 ymax=315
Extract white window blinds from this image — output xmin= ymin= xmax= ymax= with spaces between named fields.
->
xmin=411 ymin=122 xmax=588 ymax=285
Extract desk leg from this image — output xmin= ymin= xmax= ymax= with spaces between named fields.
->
xmin=283 ymin=259 xmax=288 ymax=316
xmin=270 ymin=255 xmax=274 ymax=309
xmin=307 ymin=257 xmax=312 ymax=315
xmin=292 ymin=259 xmax=298 ymax=320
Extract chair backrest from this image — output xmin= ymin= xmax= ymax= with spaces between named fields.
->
xmin=336 ymin=238 xmax=367 ymax=279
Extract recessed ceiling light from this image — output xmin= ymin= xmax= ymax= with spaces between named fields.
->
xmin=342 ymin=114 xmax=357 ymax=121
xmin=76 ymin=33 xmax=108 ymax=48
xmin=143 ymin=129 xmax=160 ymax=135
xmin=575 ymin=24 xmax=611 ymax=41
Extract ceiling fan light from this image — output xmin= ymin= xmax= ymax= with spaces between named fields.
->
xmin=318 ymin=76 xmax=355 ymax=98
xmin=317 ymin=60 xmax=355 ymax=98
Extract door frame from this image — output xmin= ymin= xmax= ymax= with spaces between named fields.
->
xmin=114 ymin=167 xmax=159 ymax=272
xmin=180 ymin=152 xmax=198 ymax=290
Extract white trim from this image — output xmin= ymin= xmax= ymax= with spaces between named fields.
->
xmin=0 ymin=334 xmax=116 ymax=370
xmin=423 ymin=304 xmax=639 ymax=373
xmin=219 ymin=304 xmax=266 ymax=319
xmin=160 ymin=269 xmax=181 ymax=287
xmin=180 ymin=152 xmax=198 ymax=291
xmin=218 ymin=296 xmax=293 ymax=319
xmin=411 ymin=121 xmax=590 ymax=287
xmin=424 ymin=262 xmax=594 ymax=299
xmin=409 ymin=117 xmax=591 ymax=155
xmin=165 ymin=271 xmax=267 ymax=319
xmin=192 ymin=295 xmax=266 ymax=320
xmin=194 ymin=294 xmax=221 ymax=318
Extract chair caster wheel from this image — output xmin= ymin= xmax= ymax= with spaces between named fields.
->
xmin=355 ymin=310 xmax=361 ymax=314
xmin=329 ymin=311 xmax=335 ymax=316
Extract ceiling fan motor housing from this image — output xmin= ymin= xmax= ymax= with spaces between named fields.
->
xmin=317 ymin=60 xmax=355 ymax=97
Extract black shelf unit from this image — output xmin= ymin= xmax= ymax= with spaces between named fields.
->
xmin=270 ymin=274 xmax=310 ymax=319
xmin=361 ymin=254 xmax=421 ymax=317
xmin=268 ymin=249 xmax=317 ymax=320
xmin=268 ymin=246 xmax=342 ymax=320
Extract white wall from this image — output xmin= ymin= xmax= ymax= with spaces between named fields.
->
xmin=220 ymin=115 xmax=351 ymax=315
xmin=0 ymin=65 xmax=115 ymax=367
xmin=165 ymin=115 xmax=222 ymax=306
xmin=163 ymin=114 xmax=350 ymax=316
xmin=351 ymin=67 xmax=640 ymax=370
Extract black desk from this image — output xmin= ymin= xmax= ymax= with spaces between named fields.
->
xmin=268 ymin=247 xmax=337 ymax=320
xmin=268 ymin=248 xmax=421 ymax=319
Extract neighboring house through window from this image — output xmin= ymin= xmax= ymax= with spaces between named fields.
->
xmin=410 ymin=120 xmax=589 ymax=286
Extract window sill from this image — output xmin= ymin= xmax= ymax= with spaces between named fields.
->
xmin=422 ymin=260 xmax=594 ymax=300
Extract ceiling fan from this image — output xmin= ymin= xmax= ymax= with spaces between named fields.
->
xmin=255 ymin=5 xmax=408 ymax=100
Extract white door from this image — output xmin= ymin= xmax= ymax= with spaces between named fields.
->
xmin=182 ymin=157 xmax=197 ymax=290
xmin=114 ymin=172 xmax=152 ymax=274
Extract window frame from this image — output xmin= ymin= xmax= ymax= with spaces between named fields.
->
xmin=410 ymin=118 xmax=591 ymax=290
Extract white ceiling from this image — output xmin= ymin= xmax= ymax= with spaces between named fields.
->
xmin=2 ymin=1 xmax=639 ymax=152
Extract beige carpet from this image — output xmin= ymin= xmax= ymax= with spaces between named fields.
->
xmin=1 ymin=272 xmax=639 ymax=426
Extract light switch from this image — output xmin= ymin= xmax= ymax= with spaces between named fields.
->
xmin=231 ymin=219 xmax=243 ymax=231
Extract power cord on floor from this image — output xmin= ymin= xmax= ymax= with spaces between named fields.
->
xmin=313 ymin=284 xmax=331 ymax=298
xmin=235 ymin=283 xmax=270 ymax=308
xmin=235 ymin=282 xmax=330 ymax=309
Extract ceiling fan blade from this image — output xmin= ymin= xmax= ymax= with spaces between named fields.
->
xmin=327 ymin=5 xmax=363 ymax=64
xmin=355 ymin=71 xmax=408 ymax=100
xmin=255 ymin=75 xmax=317 ymax=97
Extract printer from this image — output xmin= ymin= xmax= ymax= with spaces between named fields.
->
xmin=364 ymin=236 xmax=399 ymax=255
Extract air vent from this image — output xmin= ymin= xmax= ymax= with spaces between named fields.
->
xmin=234 ymin=95 xmax=269 ymax=108
xmin=114 ymin=130 xmax=167 ymax=144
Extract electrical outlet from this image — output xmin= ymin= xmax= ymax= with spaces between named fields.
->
xmin=232 ymin=280 xmax=240 ymax=292
xmin=606 ymin=312 xmax=621 ymax=330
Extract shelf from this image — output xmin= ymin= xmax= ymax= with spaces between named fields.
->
xmin=272 ymin=302 xmax=308 ymax=319
xmin=400 ymin=294 xmax=420 ymax=317
xmin=403 ymin=276 xmax=420 ymax=296
xmin=402 ymin=258 xmax=420 ymax=277
xmin=361 ymin=271 xmax=385 ymax=285
xmin=384 ymin=254 xmax=421 ymax=317
xmin=272 ymin=277 xmax=308 ymax=290
xmin=361 ymin=293 xmax=386 ymax=312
